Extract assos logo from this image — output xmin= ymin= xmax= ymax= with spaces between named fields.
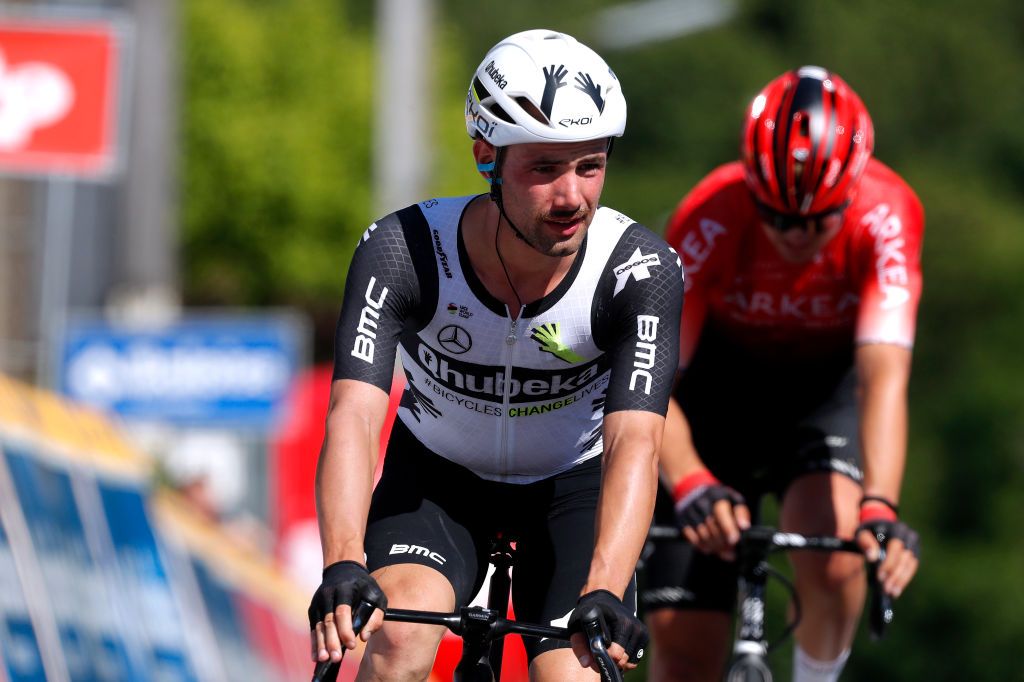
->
xmin=484 ymin=60 xmax=507 ymax=89
xmin=613 ymin=247 xmax=661 ymax=296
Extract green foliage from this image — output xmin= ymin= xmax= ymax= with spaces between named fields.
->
xmin=182 ymin=0 xmax=374 ymax=307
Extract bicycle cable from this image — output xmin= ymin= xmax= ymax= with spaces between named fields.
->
xmin=762 ymin=562 xmax=800 ymax=653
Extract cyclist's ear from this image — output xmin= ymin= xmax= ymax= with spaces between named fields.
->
xmin=472 ymin=139 xmax=497 ymax=181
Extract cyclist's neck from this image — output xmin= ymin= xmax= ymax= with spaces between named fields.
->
xmin=462 ymin=195 xmax=579 ymax=315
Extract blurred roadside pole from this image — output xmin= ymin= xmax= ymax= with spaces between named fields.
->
xmin=374 ymin=0 xmax=432 ymax=215
xmin=0 ymin=4 xmax=132 ymax=383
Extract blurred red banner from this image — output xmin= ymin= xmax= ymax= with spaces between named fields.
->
xmin=0 ymin=19 xmax=120 ymax=178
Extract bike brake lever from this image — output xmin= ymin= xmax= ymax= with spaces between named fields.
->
xmin=312 ymin=601 xmax=378 ymax=682
xmin=582 ymin=618 xmax=624 ymax=682
xmin=866 ymin=550 xmax=893 ymax=640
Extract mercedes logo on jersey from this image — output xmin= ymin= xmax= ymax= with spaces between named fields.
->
xmin=437 ymin=324 xmax=472 ymax=354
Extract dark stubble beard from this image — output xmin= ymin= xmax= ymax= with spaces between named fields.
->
xmin=517 ymin=206 xmax=592 ymax=257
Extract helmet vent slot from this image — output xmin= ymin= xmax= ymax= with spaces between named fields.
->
xmin=516 ymin=97 xmax=549 ymax=126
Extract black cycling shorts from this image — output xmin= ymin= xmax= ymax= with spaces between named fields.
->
xmin=365 ymin=419 xmax=637 ymax=661
xmin=641 ymin=331 xmax=863 ymax=613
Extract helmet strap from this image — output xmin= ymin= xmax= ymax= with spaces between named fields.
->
xmin=486 ymin=146 xmax=541 ymax=251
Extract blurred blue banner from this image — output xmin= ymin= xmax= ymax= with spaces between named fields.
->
xmin=4 ymin=446 xmax=139 ymax=680
xmin=0 ymin=517 xmax=45 ymax=682
xmin=97 ymin=482 xmax=198 ymax=681
xmin=0 ymin=373 xmax=312 ymax=681
xmin=56 ymin=314 xmax=305 ymax=429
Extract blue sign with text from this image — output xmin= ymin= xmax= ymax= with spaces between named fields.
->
xmin=58 ymin=314 xmax=305 ymax=429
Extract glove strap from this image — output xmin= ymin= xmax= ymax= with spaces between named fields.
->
xmin=672 ymin=470 xmax=719 ymax=508
xmin=859 ymin=495 xmax=899 ymax=523
xmin=322 ymin=560 xmax=367 ymax=579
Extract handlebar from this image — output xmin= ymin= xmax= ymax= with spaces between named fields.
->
xmin=312 ymin=600 xmax=376 ymax=682
xmin=312 ymin=603 xmax=624 ymax=682
xmin=648 ymin=524 xmax=894 ymax=640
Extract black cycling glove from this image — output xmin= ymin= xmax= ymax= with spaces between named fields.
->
xmin=568 ymin=589 xmax=648 ymax=665
xmin=856 ymin=518 xmax=921 ymax=558
xmin=307 ymin=560 xmax=388 ymax=630
xmin=674 ymin=484 xmax=746 ymax=530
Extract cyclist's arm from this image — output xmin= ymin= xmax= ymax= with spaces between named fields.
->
xmin=587 ymin=224 xmax=684 ymax=594
xmin=584 ymin=409 xmax=664 ymax=596
xmin=321 ymin=209 xmax=423 ymax=564
xmin=658 ymin=396 xmax=706 ymax=483
xmin=316 ymin=379 xmax=390 ymax=565
xmin=856 ymin=342 xmax=912 ymax=506
xmin=311 ymin=206 xmax=428 ymax=656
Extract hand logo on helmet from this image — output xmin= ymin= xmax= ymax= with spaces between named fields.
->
xmin=574 ymin=72 xmax=606 ymax=113
xmin=541 ymin=64 xmax=569 ymax=120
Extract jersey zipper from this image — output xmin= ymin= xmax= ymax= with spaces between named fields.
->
xmin=500 ymin=307 xmax=524 ymax=476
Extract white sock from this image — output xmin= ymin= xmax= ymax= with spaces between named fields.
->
xmin=792 ymin=646 xmax=851 ymax=682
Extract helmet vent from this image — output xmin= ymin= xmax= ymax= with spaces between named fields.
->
xmin=473 ymin=77 xmax=489 ymax=103
xmin=488 ymin=103 xmax=514 ymax=124
xmin=516 ymin=97 xmax=550 ymax=126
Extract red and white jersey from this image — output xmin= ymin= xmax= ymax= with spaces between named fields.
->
xmin=667 ymin=159 xmax=924 ymax=365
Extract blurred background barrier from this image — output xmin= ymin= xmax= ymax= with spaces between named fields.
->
xmin=0 ymin=373 xmax=333 ymax=682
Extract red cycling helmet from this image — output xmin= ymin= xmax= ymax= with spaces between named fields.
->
xmin=741 ymin=66 xmax=874 ymax=217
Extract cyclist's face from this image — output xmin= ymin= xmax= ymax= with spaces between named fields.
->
xmin=494 ymin=139 xmax=609 ymax=257
xmin=759 ymin=210 xmax=845 ymax=264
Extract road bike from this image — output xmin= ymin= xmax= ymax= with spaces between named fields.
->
xmin=645 ymin=524 xmax=893 ymax=682
xmin=312 ymin=533 xmax=626 ymax=682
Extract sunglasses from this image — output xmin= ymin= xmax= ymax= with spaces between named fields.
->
xmin=756 ymin=200 xmax=850 ymax=233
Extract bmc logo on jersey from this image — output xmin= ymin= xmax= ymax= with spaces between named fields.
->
xmin=390 ymin=543 xmax=447 ymax=566
xmin=351 ymin=276 xmax=389 ymax=364
xmin=613 ymin=247 xmax=661 ymax=296
xmin=629 ymin=315 xmax=659 ymax=394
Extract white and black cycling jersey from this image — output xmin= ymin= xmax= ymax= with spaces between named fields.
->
xmin=334 ymin=195 xmax=684 ymax=483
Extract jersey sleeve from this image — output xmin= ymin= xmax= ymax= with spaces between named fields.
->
xmin=332 ymin=205 xmax=431 ymax=391
xmin=594 ymin=223 xmax=684 ymax=416
xmin=852 ymin=185 xmax=925 ymax=347
xmin=665 ymin=165 xmax=742 ymax=367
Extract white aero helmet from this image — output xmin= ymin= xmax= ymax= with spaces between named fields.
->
xmin=465 ymin=29 xmax=627 ymax=146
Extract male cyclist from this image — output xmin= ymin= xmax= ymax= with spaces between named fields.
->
xmin=309 ymin=30 xmax=684 ymax=680
xmin=642 ymin=66 xmax=923 ymax=682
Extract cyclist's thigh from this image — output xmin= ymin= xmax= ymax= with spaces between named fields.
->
xmin=646 ymin=609 xmax=731 ymax=682
xmin=510 ymin=457 xmax=638 ymax=663
xmin=364 ymin=420 xmax=488 ymax=606
xmin=780 ymin=471 xmax=862 ymax=537
xmin=530 ymin=648 xmax=599 ymax=682
xmin=780 ymin=471 xmax=865 ymax=593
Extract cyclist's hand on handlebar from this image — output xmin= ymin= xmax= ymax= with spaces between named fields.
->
xmin=672 ymin=470 xmax=750 ymax=561
xmin=856 ymin=497 xmax=920 ymax=598
xmin=308 ymin=561 xmax=387 ymax=664
xmin=568 ymin=589 xmax=648 ymax=673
